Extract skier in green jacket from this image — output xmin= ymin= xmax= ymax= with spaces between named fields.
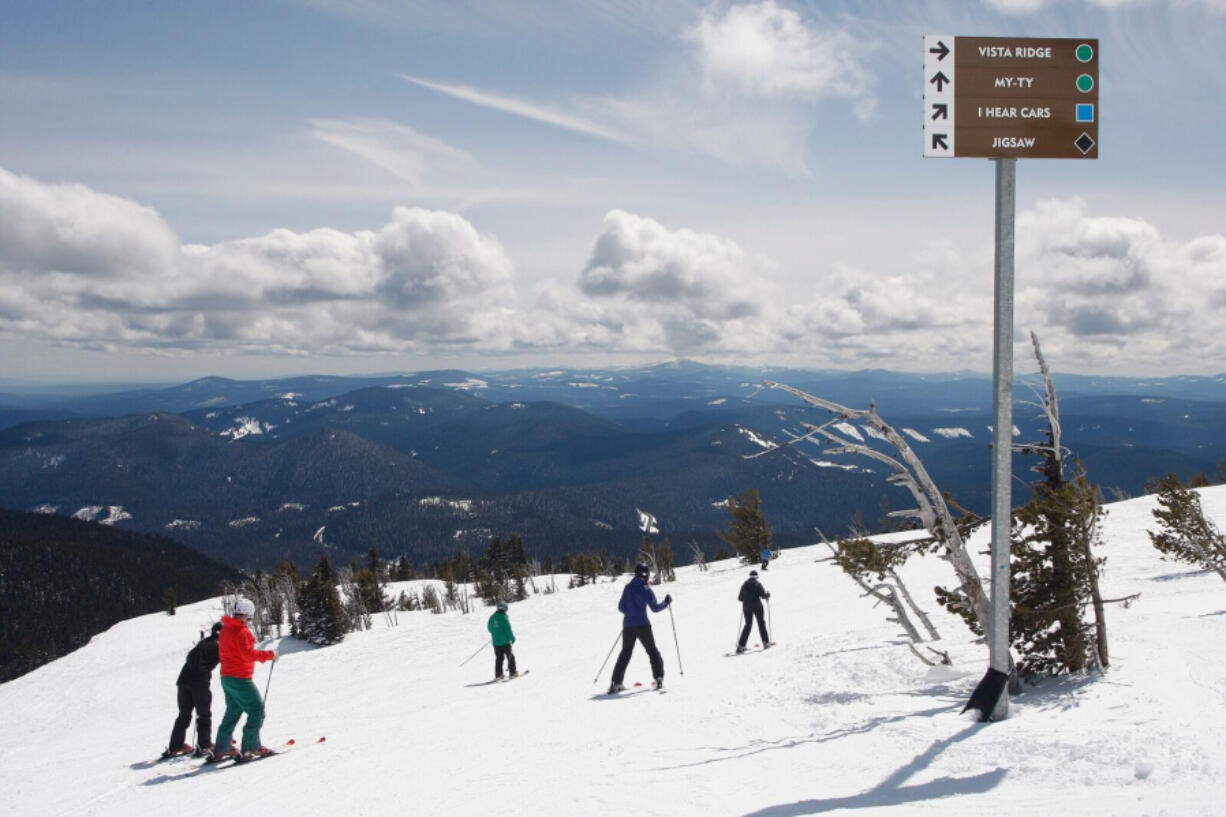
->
xmin=487 ymin=601 xmax=518 ymax=680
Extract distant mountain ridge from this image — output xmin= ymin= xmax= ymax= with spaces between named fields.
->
xmin=0 ymin=362 xmax=1221 ymax=571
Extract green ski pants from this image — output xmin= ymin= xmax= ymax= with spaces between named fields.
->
xmin=214 ymin=676 xmax=266 ymax=752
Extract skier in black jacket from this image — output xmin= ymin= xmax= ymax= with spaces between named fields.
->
xmin=162 ymin=622 xmax=222 ymax=758
xmin=736 ymin=571 xmax=771 ymax=654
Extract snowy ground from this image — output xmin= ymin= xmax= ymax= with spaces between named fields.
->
xmin=4 ymin=487 xmax=1226 ymax=816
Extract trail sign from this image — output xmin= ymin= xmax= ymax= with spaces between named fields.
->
xmin=924 ymin=36 xmax=1099 ymax=159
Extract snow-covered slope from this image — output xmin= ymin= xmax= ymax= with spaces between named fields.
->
xmin=4 ymin=488 xmax=1226 ymax=816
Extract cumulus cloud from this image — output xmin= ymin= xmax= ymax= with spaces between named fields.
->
xmin=6 ymin=166 xmax=1222 ymax=373
xmin=571 ymin=210 xmax=777 ymax=351
xmin=0 ymin=168 xmax=516 ymax=355
xmin=1015 ymin=197 xmax=1226 ymax=370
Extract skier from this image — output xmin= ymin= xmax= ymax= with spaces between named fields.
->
xmin=162 ymin=621 xmax=221 ymax=759
xmin=736 ymin=570 xmax=771 ymax=653
xmin=487 ymin=600 xmax=518 ymax=680
xmin=208 ymin=598 xmax=276 ymax=762
xmin=760 ymin=546 xmax=772 ymax=571
xmin=608 ymin=563 xmax=672 ymax=693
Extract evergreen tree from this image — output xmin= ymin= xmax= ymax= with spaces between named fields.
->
xmin=1148 ymin=472 xmax=1226 ymax=580
xmin=352 ymin=546 xmax=386 ymax=613
xmin=297 ymin=556 xmax=347 ymax=646
xmin=656 ymin=537 xmax=676 ymax=583
xmin=717 ymin=488 xmax=773 ymax=565
xmin=1010 ymin=469 xmax=1105 ymax=677
xmin=163 ymin=587 xmax=177 ymax=616
xmin=393 ymin=555 xmax=415 ymax=581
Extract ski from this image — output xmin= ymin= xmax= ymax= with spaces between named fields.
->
xmin=724 ymin=642 xmax=777 ymax=657
xmin=230 ymin=731 xmax=326 ymax=765
xmin=210 ymin=737 xmax=326 ymax=767
xmin=607 ymin=681 xmax=666 ymax=696
xmin=130 ymin=749 xmax=198 ymax=770
xmin=497 ymin=669 xmax=530 ymax=682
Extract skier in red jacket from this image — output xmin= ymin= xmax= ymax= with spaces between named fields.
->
xmin=208 ymin=598 xmax=276 ymax=762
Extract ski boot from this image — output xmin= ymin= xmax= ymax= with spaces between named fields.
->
xmin=237 ymin=746 xmax=273 ymax=763
xmin=160 ymin=743 xmax=193 ymax=760
xmin=207 ymin=745 xmax=239 ymax=763
xmin=607 ymin=682 xmax=626 ymax=695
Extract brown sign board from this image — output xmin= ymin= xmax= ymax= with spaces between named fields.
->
xmin=924 ymin=36 xmax=1099 ymax=159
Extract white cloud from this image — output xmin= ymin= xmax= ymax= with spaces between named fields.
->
xmin=1015 ymin=198 xmax=1226 ymax=370
xmin=687 ymin=0 xmax=875 ymax=113
xmin=6 ymin=166 xmax=1222 ymax=373
xmin=308 ymin=117 xmax=478 ymax=187
xmin=399 ymin=75 xmax=631 ymax=145
xmin=0 ymin=168 xmax=516 ymax=355
xmin=401 ymin=2 xmax=877 ymax=173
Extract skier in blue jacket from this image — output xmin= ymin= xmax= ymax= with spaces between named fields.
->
xmin=608 ymin=563 xmax=672 ymax=694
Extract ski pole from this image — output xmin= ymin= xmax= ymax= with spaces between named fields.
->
xmin=767 ymin=599 xmax=773 ymax=643
xmin=593 ymin=629 xmax=622 ymax=684
xmin=459 ymin=638 xmax=491 ymax=668
xmin=669 ymin=605 xmax=684 ymax=676
xmin=735 ymin=610 xmax=744 ymax=651
xmin=263 ymin=656 xmax=277 ymax=707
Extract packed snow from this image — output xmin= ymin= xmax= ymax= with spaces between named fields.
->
xmin=3 ymin=488 xmax=1226 ymax=816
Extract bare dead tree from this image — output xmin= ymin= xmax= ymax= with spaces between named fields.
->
xmin=757 ymin=381 xmax=992 ymax=635
xmin=819 ymin=536 xmax=946 ymax=664
xmin=688 ymin=539 xmax=709 ymax=572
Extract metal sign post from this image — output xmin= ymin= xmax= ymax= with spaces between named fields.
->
xmin=989 ymin=157 xmax=1016 ymax=720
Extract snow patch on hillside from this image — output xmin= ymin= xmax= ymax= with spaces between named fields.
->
xmin=419 ymin=497 xmax=476 ymax=514
xmin=737 ymin=426 xmax=776 ymax=450
xmin=902 ymin=428 xmax=931 ymax=442
xmin=165 ymin=519 xmax=201 ymax=530
xmin=228 ymin=516 xmax=259 ymax=528
xmin=444 ymin=378 xmax=488 ymax=390
xmin=72 ymin=505 xmax=132 ymax=525
xmin=832 ymin=421 xmax=864 ymax=441
xmin=220 ymin=417 xmax=275 ymax=439
xmin=933 ymin=427 xmax=974 ymax=439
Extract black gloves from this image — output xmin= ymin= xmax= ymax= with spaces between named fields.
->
xmin=664 ymin=594 xmax=672 ymax=606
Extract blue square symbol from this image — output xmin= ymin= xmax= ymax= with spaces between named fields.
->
xmin=1076 ymin=103 xmax=1095 ymax=123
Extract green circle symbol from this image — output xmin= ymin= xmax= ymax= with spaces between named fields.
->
xmin=1076 ymin=73 xmax=1094 ymax=93
xmin=1076 ymin=43 xmax=1094 ymax=63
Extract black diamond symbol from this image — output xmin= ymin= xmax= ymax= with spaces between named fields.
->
xmin=1075 ymin=132 xmax=1095 ymax=154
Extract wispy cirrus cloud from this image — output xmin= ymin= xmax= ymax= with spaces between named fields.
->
xmin=399 ymin=75 xmax=633 ymax=145
xmin=400 ymin=1 xmax=878 ymax=173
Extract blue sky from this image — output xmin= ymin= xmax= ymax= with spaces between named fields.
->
xmin=1 ymin=0 xmax=1223 ymax=382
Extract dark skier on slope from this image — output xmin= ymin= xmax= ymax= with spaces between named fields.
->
xmin=608 ymin=563 xmax=672 ymax=694
xmin=488 ymin=601 xmax=518 ymax=680
xmin=162 ymin=621 xmax=222 ymax=759
xmin=736 ymin=570 xmax=771 ymax=654
xmin=208 ymin=598 xmax=276 ymax=762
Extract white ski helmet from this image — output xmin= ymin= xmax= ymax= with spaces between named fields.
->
xmin=234 ymin=598 xmax=255 ymax=617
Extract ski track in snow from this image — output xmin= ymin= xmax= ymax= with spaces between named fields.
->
xmin=2 ymin=489 xmax=1226 ymax=815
